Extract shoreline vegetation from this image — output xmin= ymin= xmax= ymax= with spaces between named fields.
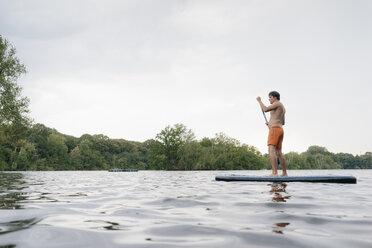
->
xmin=1 ymin=35 xmax=371 ymax=171
xmin=1 ymin=122 xmax=371 ymax=171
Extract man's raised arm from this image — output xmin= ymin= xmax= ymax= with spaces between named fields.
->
xmin=256 ymin=96 xmax=277 ymax=112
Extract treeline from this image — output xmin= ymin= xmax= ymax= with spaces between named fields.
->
xmin=1 ymin=123 xmax=371 ymax=171
xmin=149 ymin=124 xmax=372 ymax=170
xmin=0 ymin=123 xmax=150 ymax=171
xmin=149 ymin=124 xmax=264 ymax=170
xmin=0 ymin=123 xmax=264 ymax=171
xmin=284 ymin=147 xmax=372 ymax=170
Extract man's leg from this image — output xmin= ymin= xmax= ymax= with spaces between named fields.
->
xmin=276 ymin=149 xmax=288 ymax=177
xmin=268 ymin=145 xmax=278 ymax=177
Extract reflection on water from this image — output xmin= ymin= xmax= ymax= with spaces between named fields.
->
xmin=272 ymin=222 xmax=290 ymax=234
xmin=269 ymin=183 xmax=291 ymax=202
xmin=0 ymin=173 xmax=40 ymax=248
xmin=0 ymin=173 xmax=27 ymax=209
xmin=0 ymin=218 xmax=39 ymax=235
xmin=268 ymin=183 xmax=292 ymax=234
xmin=84 ymin=220 xmax=128 ymax=231
xmin=0 ymin=170 xmax=370 ymax=248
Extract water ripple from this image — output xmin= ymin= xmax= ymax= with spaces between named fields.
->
xmin=0 ymin=170 xmax=371 ymax=247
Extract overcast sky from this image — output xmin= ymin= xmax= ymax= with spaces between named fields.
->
xmin=1 ymin=0 xmax=371 ymax=155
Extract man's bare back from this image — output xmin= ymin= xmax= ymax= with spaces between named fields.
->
xmin=268 ymin=101 xmax=286 ymax=128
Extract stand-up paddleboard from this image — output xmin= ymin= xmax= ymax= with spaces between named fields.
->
xmin=108 ymin=169 xmax=138 ymax=172
xmin=215 ymin=174 xmax=357 ymax=184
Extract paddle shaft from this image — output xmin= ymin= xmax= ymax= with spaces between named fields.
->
xmin=261 ymin=109 xmax=268 ymax=126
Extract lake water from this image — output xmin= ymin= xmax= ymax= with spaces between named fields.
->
xmin=0 ymin=170 xmax=371 ymax=248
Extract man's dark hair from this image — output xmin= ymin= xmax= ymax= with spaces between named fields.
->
xmin=269 ymin=91 xmax=280 ymax=100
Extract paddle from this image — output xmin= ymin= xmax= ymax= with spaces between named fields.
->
xmin=261 ymin=109 xmax=268 ymax=126
xmin=260 ymin=108 xmax=280 ymax=165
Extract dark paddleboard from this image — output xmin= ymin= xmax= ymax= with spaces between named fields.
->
xmin=108 ymin=169 xmax=138 ymax=172
xmin=215 ymin=174 xmax=357 ymax=184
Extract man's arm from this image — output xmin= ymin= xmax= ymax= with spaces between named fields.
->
xmin=256 ymin=97 xmax=278 ymax=112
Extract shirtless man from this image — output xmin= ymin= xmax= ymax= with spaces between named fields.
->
xmin=256 ymin=91 xmax=288 ymax=177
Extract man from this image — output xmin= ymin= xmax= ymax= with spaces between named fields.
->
xmin=256 ymin=91 xmax=288 ymax=177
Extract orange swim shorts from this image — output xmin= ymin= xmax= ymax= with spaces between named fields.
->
xmin=267 ymin=127 xmax=284 ymax=150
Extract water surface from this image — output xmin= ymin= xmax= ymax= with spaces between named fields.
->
xmin=0 ymin=170 xmax=371 ymax=247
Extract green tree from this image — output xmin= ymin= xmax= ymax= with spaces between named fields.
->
xmin=301 ymin=146 xmax=341 ymax=169
xmin=148 ymin=140 xmax=167 ymax=170
xmin=149 ymin=124 xmax=195 ymax=170
xmin=47 ymin=133 xmax=69 ymax=169
xmin=285 ymin=152 xmax=305 ymax=169
xmin=207 ymin=133 xmax=265 ymax=170
xmin=26 ymin=124 xmax=53 ymax=158
xmin=70 ymin=139 xmax=106 ymax=170
xmin=179 ymin=141 xmax=201 ymax=170
xmin=358 ymin=152 xmax=372 ymax=169
xmin=334 ymin=153 xmax=357 ymax=169
xmin=197 ymin=133 xmax=265 ymax=170
xmin=238 ymin=144 xmax=265 ymax=170
xmin=0 ymin=36 xmax=31 ymax=169
xmin=198 ymin=138 xmax=216 ymax=170
xmin=306 ymin=146 xmax=330 ymax=155
xmin=211 ymin=133 xmax=239 ymax=170
xmin=0 ymin=35 xmax=30 ymax=134
xmin=10 ymin=140 xmax=38 ymax=171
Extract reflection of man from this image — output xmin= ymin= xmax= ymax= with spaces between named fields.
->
xmin=269 ymin=183 xmax=289 ymax=202
xmin=257 ymin=91 xmax=288 ymax=177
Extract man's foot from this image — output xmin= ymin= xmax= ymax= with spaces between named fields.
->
xmin=280 ymin=173 xmax=288 ymax=177
xmin=267 ymin=173 xmax=279 ymax=177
